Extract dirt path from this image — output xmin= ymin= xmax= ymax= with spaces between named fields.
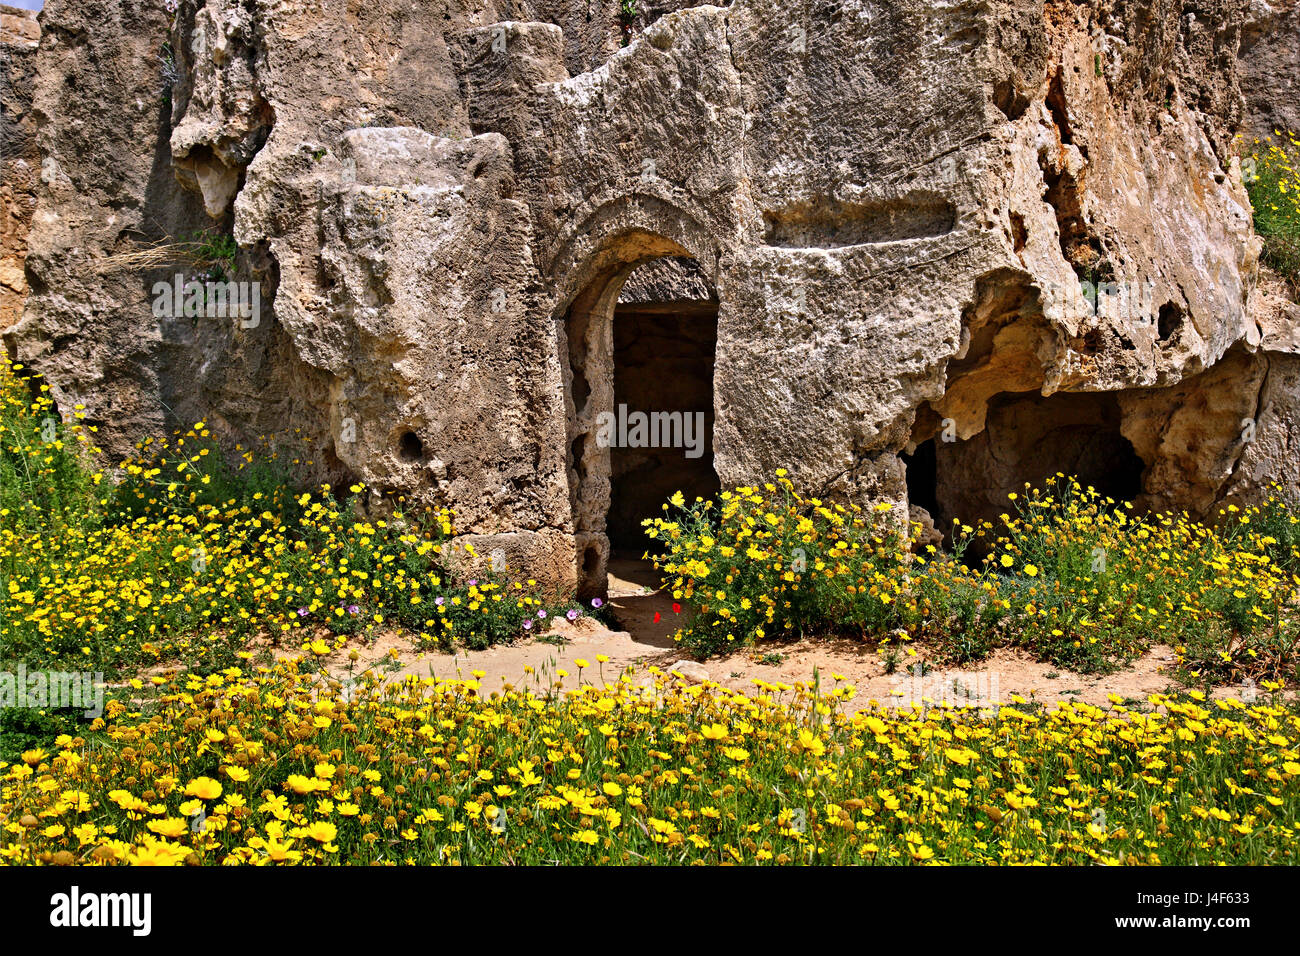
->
xmin=287 ymin=557 xmax=1267 ymax=713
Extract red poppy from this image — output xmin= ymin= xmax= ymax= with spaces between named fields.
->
xmin=653 ymin=611 xmax=661 ymax=623
xmin=672 ymin=603 xmax=681 ymax=614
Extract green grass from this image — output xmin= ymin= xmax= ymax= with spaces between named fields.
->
xmin=1247 ymin=134 xmax=1300 ymax=291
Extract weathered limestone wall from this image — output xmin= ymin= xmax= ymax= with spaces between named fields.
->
xmin=1240 ymin=0 xmax=1300 ymax=142
xmin=0 ymin=4 xmax=39 ymax=330
xmin=3 ymin=0 xmax=229 ymax=446
xmin=4 ymin=0 xmax=1299 ymax=593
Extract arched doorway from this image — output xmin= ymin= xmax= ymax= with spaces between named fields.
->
xmin=608 ymin=257 xmax=720 ymax=550
xmin=559 ymin=237 xmax=719 ymax=596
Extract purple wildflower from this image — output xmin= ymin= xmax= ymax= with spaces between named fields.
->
xmin=591 ymin=597 xmax=604 ymax=608
xmin=566 ymin=609 xmax=580 ymax=621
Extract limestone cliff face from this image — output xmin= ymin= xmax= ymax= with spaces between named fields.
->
xmin=1241 ymin=0 xmax=1300 ymax=142
xmin=3 ymin=0 xmax=1299 ymax=592
xmin=0 ymin=4 xmax=39 ymax=330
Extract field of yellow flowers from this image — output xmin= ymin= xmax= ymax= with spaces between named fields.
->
xmin=0 ymin=361 xmax=580 ymax=680
xmin=646 ymin=473 xmax=1300 ymax=685
xmin=1247 ymin=131 xmax=1300 ymax=287
xmin=3 ymin=662 xmax=1297 ymax=865
xmin=3 ymin=358 xmax=1300 ymax=865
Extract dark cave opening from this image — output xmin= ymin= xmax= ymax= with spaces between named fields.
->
xmin=903 ymin=437 xmax=940 ymax=522
xmin=927 ymin=390 xmax=1147 ymax=537
xmin=1157 ymin=302 xmax=1183 ymax=343
xmin=1067 ymin=424 xmax=1145 ymax=505
xmin=606 ymin=299 xmax=720 ymax=554
xmin=397 ymin=430 xmax=423 ymax=462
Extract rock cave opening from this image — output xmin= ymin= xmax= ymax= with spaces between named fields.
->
xmin=907 ymin=389 xmax=1147 ymax=549
xmin=397 ymin=430 xmax=423 ymax=461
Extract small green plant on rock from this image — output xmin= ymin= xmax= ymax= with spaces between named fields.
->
xmin=619 ymin=0 xmax=639 ymax=47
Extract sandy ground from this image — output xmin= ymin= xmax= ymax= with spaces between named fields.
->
xmin=278 ymin=558 xmax=1270 ymax=713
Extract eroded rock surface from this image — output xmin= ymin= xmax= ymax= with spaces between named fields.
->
xmin=0 ymin=4 xmax=39 ymax=330
xmin=4 ymin=0 xmax=1299 ymax=594
xmin=1241 ymin=0 xmax=1300 ymax=142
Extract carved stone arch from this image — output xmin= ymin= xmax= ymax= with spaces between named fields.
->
xmin=546 ymin=192 xmax=723 ymax=314
xmin=551 ymin=197 xmax=724 ymax=596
